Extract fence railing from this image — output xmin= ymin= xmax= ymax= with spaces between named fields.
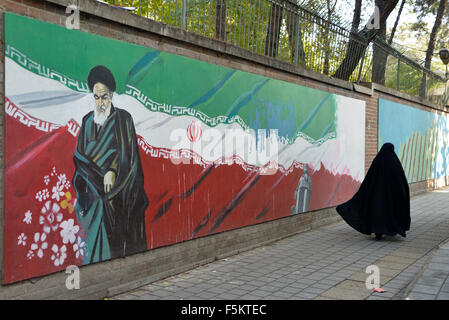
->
xmin=100 ymin=0 xmax=449 ymax=107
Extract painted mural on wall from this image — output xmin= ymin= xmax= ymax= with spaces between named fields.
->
xmin=378 ymin=98 xmax=449 ymax=183
xmin=3 ymin=13 xmax=365 ymax=283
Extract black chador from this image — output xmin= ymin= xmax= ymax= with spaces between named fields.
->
xmin=336 ymin=143 xmax=410 ymax=238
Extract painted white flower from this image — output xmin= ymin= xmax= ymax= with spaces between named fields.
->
xmin=23 ymin=210 xmax=32 ymax=224
xmin=51 ymin=166 xmax=57 ymax=177
xmin=35 ymin=191 xmax=44 ymax=202
xmin=60 ymin=219 xmax=79 ymax=244
xmin=51 ymin=183 xmax=65 ymax=202
xmin=27 ymin=250 xmax=34 ymax=260
xmin=44 ymin=175 xmax=50 ymax=185
xmin=73 ymin=236 xmax=86 ymax=259
xmin=17 ymin=233 xmax=27 ymax=246
xmin=51 ymin=244 xmax=67 ymax=267
xmin=40 ymin=201 xmax=63 ymax=234
xmin=30 ymin=232 xmax=48 ymax=258
xmin=57 ymin=173 xmax=67 ymax=186
xmin=39 ymin=189 xmax=50 ymax=201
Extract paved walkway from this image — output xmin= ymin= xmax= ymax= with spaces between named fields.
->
xmin=110 ymin=187 xmax=449 ymax=300
xmin=406 ymin=237 xmax=449 ymax=300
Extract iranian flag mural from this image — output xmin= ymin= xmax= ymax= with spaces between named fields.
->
xmin=3 ymin=13 xmax=365 ymax=283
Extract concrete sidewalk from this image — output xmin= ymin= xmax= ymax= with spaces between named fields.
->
xmin=405 ymin=237 xmax=449 ymax=300
xmin=109 ymin=187 xmax=449 ymax=300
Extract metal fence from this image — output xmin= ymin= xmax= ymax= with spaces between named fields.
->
xmin=101 ymin=0 xmax=449 ymax=106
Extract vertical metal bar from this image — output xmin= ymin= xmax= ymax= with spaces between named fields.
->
xmin=238 ymin=0 xmax=243 ymax=47
xmin=243 ymin=1 xmax=247 ymax=49
xmin=225 ymin=0 xmax=229 ymax=41
xmin=160 ymin=0 xmax=163 ymax=22
xmin=231 ymin=0 xmax=234 ymax=44
xmin=255 ymin=0 xmax=261 ymax=54
xmin=265 ymin=1 xmax=270 ymax=56
xmin=181 ymin=0 xmax=186 ymax=29
xmin=187 ymin=0 xmax=191 ymax=31
xmin=289 ymin=6 xmax=295 ymax=62
xmin=248 ymin=0 xmax=253 ymax=50
xmin=228 ymin=0 xmax=232 ymax=44
xmin=310 ymin=15 xmax=314 ymax=70
xmin=357 ymin=47 xmax=366 ymax=84
xmin=202 ymin=0 xmax=206 ymax=36
xmin=269 ymin=2 xmax=277 ymax=57
xmin=192 ymin=0 xmax=195 ymax=32
xmin=198 ymin=0 xmax=201 ymax=34
xmin=208 ymin=0 xmax=212 ymax=38
xmin=205 ymin=0 xmax=209 ymax=37
xmin=251 ymin=0 xmax=256 ymax=51
xmin=244 ymin=0 xmax=249 ymax=49
xmin=153 ymin=0 xmax=156 ymax=20
xmin=294 ymin=12 xmax=300 ymax=65
xmin=284 ymin=3 xmax=288 ymax=60
xmin=263 ymin=0 xmax=267 ymax=54
xmin=216 ymin=0 xmax=219 ymax=39
xmin=284 ymin=5 xmax=288 ymax=61
xmin=168 ymin=0 xmax=171 ymax=25
xmin=224 ymin=0 xmax=228 ymax=41
xmin=199 ymin=0 xmax=202 ymax=35
xmin=275 ymin=1 xmax=281 ymax=57
xmin=174 ymin=0 xmax=177 ymax=27
xmin=444 ymin=65 xmax=449 ymax=106
xmin=315 ymin=18 xmax=319 ymax=72
xmin=196 ymin=0 xmax=200 ymax=34
xmin=265 ymin=0 xmax=270 ymax=55
xmin=178 ymin=0 xmax=181 ymax=27
xmin=247 ymin=0 xmax=251 ymax=50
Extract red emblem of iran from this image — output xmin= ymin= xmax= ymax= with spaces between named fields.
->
xmin=187 ymin=120 xmax=202 ymax=142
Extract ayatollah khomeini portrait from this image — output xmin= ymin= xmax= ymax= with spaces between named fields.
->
xmin=72 ymin=65 xmax=149 ymax=263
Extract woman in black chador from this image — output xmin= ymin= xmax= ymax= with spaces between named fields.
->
xmin=336 ymin=143 xmax=410 ymax=239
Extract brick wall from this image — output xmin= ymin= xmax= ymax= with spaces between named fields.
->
xmin=0 ymin=0 xmax=447 ymax=299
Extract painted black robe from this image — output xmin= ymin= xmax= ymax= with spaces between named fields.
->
xmin=73 ymin=105 xmax=148 ymax=263
xmin=336 ymin=143 xmax=410 ymax=237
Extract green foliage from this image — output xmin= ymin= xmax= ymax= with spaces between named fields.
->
xmin=100 ymin=0 xmax=446 ymax=103
xmin=102 ymin=0 xmax=351 ymax=73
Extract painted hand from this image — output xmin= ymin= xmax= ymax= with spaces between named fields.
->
xmin=104 ymin=171 xmax=116 ymax=193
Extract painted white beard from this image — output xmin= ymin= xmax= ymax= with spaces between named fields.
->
xmin=93 ymin=105 xmax=111 ymax=126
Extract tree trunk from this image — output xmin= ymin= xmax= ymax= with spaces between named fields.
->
xmin=265 ymin=1 xmax=284 ymax=58
xmin=215 ymin=0 xmax=227 ymax=41
xmin=285 ymin=0 xmax=306 ymax=64
xmin=332 ymin=29 xmax=375 ymax=80
xmin=388 ymin=0 xmax=405 ymax=45
xmin=333 ymin=0 xmax=399 ymax=81
xmin=372 ymin=38 xmax=388 ymax=85
xmin=323 ymin=0 xmax=339 ymax=76
xmin=351 ymin=0 xmax=362 ymax=33
xmin=372 ymin=0 xmax=391 ymax=85
xmin=420 ymin=0 xmax=448 ymax=98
